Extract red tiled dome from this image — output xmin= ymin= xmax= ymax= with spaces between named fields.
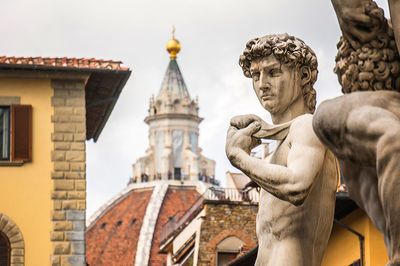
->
xmin=86 ymin=183 xmax=201 ymax=266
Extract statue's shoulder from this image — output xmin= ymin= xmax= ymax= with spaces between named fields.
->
xmin=289 ymin=114 xmax=321 ymax=144
xmin=290 ymin=114 xmax=313 ymax=131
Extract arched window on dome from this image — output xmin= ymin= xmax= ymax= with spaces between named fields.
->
xmin=216 ymin=236 xmax=244 ymax=266
xmin=0 ymin=232 xmax=10 ymax=266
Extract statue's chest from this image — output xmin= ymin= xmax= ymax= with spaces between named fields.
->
xmin=269 ymin=138 xmax=291 ymax=166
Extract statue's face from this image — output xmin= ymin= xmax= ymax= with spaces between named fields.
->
xmin=250 ymin=55 xmax=302 ymax=114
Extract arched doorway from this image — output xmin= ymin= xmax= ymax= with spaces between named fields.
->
xmin=0 ymin=232 xmax=10 ymax=266
xmin=216 ymin=236 xmax=244 ymax=266
xmin=0 ymin=213 xmax=24 ymax=266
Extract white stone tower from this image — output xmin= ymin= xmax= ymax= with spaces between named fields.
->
xmin=131 ymin=32 xmax=215 ymax=184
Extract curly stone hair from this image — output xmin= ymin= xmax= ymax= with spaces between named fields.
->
xmin=335 ymin=0 xmax=400 ymax=93
xmin=239 ymin=33 xmax=318 ymax=113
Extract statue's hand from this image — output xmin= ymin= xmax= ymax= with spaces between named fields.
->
xmin=230 ymin=114 xmax=263 ymax=130
xmin=225 ymin=121 xmax=261 ymax=165
xmin=231 ymin=114 xmax=291 ymax=140
xmin=331 ymin=0 xmax=379 ymax=49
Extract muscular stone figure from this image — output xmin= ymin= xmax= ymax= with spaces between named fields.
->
xmin=313 ymin=91 xmax=400 ymax=265
xmin=311 ymin=1 xmax=400 ymax=264
xmin=225 ymin=34 xmax=339 ymax=266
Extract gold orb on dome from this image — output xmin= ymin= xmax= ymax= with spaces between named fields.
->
xmin=166 ymin=38 xmax=181 ymax=59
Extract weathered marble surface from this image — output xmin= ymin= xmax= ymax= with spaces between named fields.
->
xmin=226 ymin=34 xmax=338 ymax=266
xmin=312 ymin=1 xmax=400 ymax=265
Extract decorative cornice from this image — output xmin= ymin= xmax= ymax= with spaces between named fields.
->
xmin=144 ymin=113 xmax=203 ymax=124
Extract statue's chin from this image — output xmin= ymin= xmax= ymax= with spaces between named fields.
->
xmin=261 ymin=101 xmax=276 ymax=113
xmin=264 ymin=105 xmax=279 ymax=114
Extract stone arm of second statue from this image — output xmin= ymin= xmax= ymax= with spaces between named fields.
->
xmin=226 ymin=115 xmax=326 ymax=206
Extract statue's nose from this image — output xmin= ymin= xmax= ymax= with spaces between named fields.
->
xmin=259 ymin=84 xmax=271 ymax=92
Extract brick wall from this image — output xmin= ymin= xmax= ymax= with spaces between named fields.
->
xmin=50 ymin=80 xmax=86 ymax=266
xmin=197 ymin=202 xmax=258 ymax=266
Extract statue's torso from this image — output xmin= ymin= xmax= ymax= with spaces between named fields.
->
xmin=256 ymin=122 xmax=338 ymax=266
xmin=257 ymin=138 xmax=297 ymax=240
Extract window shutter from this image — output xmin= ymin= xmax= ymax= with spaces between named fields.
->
xmin=11 ymin=104 xmax=32 ymax=162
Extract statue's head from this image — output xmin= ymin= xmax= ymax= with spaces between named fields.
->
xmin=239 ymin=33 xmax=318 ymax=114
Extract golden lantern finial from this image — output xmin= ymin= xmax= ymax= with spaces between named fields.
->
xmin=166 ymin=25 xmax=181 ymax=59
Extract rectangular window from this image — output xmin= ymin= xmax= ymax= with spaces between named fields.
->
xmin=181 ymin=250 xmax=194 ymax=266
xmin=155 ymin=131 xmax=164 ymax=173
xmin=189 ymin=132 xmax=198 ymax=153
xmin=0 ymin=107 xmax=10 ymax=160
xmin=217 ymin=252 xmax=239 ymax=266
xmin=0 ymin=105 xmax=32 ymax=164
xmin=172 ymin=130 xmax=183 ymax=168
xmin=174 ymin=167 xmax=181 ymax=180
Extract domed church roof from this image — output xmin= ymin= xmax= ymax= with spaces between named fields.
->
xmin=86 ymin=29 xmax=215 ymax=266
xmin=86 ymin=181 xmax=205 ymax=266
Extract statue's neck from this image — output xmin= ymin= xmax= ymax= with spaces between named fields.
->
xmin=271 ymin=97 xmax=308 ymax=124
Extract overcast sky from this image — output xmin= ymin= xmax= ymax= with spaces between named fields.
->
xmin=0 ymin=0 xmax=390 ymax=217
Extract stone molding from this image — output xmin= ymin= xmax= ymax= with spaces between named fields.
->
xmin=0 ymin=96 xmax=20 ymax=105
xmin=207 ymin=229 xmax=256 ymax=266
xmin=134 ymin=182 xmax=169 ymax=266
xmin=0 ymin=213 xmax=25 ymax=266
xmin=207 ymin=229 xmax=255 ymax=251
xmin=50 ymin=79 xmax=86 ymax=266
xmin=144 ymin=113 xmax=203 ymax=124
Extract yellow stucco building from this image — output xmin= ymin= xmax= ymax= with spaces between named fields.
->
xmin=322 ymin=192 xmax=389 ymax=266
xmin=0 ymin=57 xmax=130 ymax=266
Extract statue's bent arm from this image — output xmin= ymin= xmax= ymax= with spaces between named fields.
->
xmin=229 ymin=116 xmax=326 ymax=206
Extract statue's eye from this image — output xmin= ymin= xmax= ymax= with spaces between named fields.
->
xmin=252 ymin=72 xmax=260 ymax=81
xmin=270 ymin=68 xmax=281 ymax=77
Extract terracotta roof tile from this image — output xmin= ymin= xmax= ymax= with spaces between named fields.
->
xmin=86 ymin=188 xmax=153 ymax=266
xmin=0 ymin=56 xmax=129 ymax=71
xmin=149 ymin=186 xmax=200 ymax=265
xmin=86 ymin=185 xmax=201 ymax=266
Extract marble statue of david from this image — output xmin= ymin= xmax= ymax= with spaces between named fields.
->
xmin=226 ymin=34 xmax=338 ymax=266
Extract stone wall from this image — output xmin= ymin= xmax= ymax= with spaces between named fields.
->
xmin=50 ymin=80 xmax=86 ymax=266
xmin=197 ymin=202 xmax=258 ymax=266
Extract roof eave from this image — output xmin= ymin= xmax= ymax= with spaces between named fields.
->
xmin=0 ymin=64 xmax=131 ymax=141
xmin=88 ymin=69 xmax=131 ymax=142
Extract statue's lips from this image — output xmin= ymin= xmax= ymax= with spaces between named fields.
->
xmin=262 ymin=95 xmax=274 ymax=100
